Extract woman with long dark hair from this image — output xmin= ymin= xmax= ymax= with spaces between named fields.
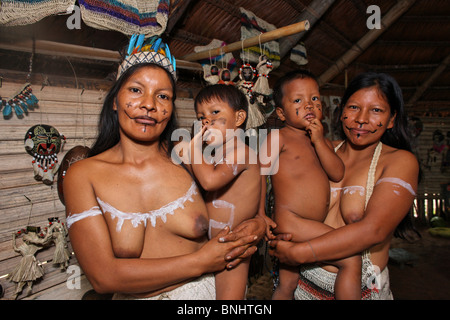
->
xmin=269 ymin=72 xmax=420 ymax=299
xmin=63 ymin=44 xmax=264 ymax=299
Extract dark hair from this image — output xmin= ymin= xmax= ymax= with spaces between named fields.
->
xmin=340 ymin=72 xmax=420 ymax=240
xmin=338 ymin=72 xmax=412 ymax=152
xmin=194 ymin=84 xmax=248 ymax=129
xmin=89 ymin=62 xmax=178 ymax=158
xmin=273 ymin=69 xmax=317 ymax=109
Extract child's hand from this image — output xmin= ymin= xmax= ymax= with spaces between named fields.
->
xmin=262 ymin=215 xmax=277 ymax=241
xmin=306 ymin=119 xmax=325 ymax=145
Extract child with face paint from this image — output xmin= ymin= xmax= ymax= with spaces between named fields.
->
xmin=190 ymin=84 xmax=261 ymax=299
xmin=269 ymin=72 xmax=419 ymax=300
xmin=259 ymin=70 xmax=362 ymax=300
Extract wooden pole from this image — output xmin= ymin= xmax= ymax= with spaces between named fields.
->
xmin=317 ymin=0 xmax=416 ymax=86
xmin=406 ymin=53 xmax=450 ymax=106
xmin=0 ymin=39 xmax=204 ymax=71
xmin=279 ymin=0 xmax=336 ymax=59
xmin=180 ymin=20 xmax=310 ymax=62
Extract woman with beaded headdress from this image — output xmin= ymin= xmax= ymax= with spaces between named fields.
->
xmin=63 ymin=36 xmax=265 ymax=300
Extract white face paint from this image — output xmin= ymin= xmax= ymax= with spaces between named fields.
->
xmin=375 ymin=177 xmax=416 ymax=196
xmin=208 ymin=199 xmax=235 ymax=239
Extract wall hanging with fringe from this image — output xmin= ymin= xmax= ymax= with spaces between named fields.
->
xmin=0 ymin=0 xmax=74 ymax=26
xmin=239 ymin=7 xmax=280 ymax=69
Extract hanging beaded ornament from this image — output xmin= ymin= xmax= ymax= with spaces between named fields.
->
xmin=1 ymin=83 xmax=38 ymax=118
xmin=237 ymin=63 xmax=256 ymax=102
xmin=2 ymin=43 xmax=39 ymax=118
xmin=24 ymin=124 xmax=66 ymax=185
xmin=237 ymin=63 xmax=266 ymax=129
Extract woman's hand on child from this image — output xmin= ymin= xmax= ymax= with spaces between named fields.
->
xmin=268 ymin=234 xmax=299 ymax=265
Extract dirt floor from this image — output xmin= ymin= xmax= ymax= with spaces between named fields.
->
xmin=388 ymin=226 xmax=450 ymax=300
xmin=247 ymin=225 xmax=450 ymax=300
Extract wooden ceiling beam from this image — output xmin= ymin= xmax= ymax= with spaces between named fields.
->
xmin=166 ymin=0 xmax=196 ymax=33
xmin=278 ymin=0 xmax=336 ymax=59
xmin=317 ymin=0 xmax=417 ymax=86
xmin=0 ymin=39 xmax=203 ymax=71
xmin=375 ymin=40 xmax=450 ymax=47
xmin=406 ymin=53 xmax=450 ymax=106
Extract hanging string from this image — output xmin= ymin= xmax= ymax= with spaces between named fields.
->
xmin=26 ymin=38 xmax=35 ymax=83
xmin=65 ymin=56 xmax=86 ymax=147
xmin=241 ymin=39 xmax=249 ymax=65
xmin=27 ymin=37 xmax=44 ymax=125
xmin=24 ymin=195 xmax=33 ymax=227
xmin=258 ymin=33 xmax=265 ymax=57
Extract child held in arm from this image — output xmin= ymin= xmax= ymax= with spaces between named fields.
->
xmin=260 ymin=70 xmax=362 ymax=300
xmin=190 ymin=84 xmax=261 ymax=299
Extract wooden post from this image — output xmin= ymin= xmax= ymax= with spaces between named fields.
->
xmin=180 ymin=20 xmax=310 ymax=62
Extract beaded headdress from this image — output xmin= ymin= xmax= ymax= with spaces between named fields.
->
xmin=117 ymin=35 xmax=176 ymax=80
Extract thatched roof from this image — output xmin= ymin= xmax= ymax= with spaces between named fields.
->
xmin=1 ymin=0 xmax=449 ymax=115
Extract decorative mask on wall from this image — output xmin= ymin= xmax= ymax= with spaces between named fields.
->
xmin=24 ymin=124 xmax=65 ymax=185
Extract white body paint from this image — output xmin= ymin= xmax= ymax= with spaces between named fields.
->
xmin=330 ymin=177 xmax=415 ymax=200
xmin=331 ymin=186 xmax=365 ymax=198
xmin=208 ymin=199 xmax=235 ymax=239
xmin=66 ymin=182 xmax=198 ymax=232
xmin=375 ymin=177 xmax=416 ymax=196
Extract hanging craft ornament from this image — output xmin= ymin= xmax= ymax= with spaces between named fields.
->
xmin=254 ymin=54 xmax=273 ymax=107
xmin=1 ymin=83 xmax=38 ymax=119
xmin=7 ymin=225 xmax=53 ymax=299
xmin=236 ymin=63 xmax=265 ymax=129
xmin=24 ymin=124 xmax=66 ymax=185
xmin=47 ymin=217 xmax=71 ymax=270
xmin=2 ymin=42 xmax=39 ymax=119
xmin=117 ymin=34 xmax=176 ymax=80
xmin=237 ymin=63 xmax=256 ymax=102
xmin=203 ymin=64 xmax=220 ymax=85
xmin=218 ymin=68 xmax=234 ymax=86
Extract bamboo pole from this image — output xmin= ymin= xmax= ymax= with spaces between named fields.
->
xmin=317 ymin=0 xmax=416 ymax=86
xmin=0 ymin=39 xmax=121 ymax=62
xmin=0 ymin=39 xmax=204 ymax=71
xmin=279 ymin=0 xmax=335 ymax=59
xmin=180 ymin=20 xmax=310 ymax=62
